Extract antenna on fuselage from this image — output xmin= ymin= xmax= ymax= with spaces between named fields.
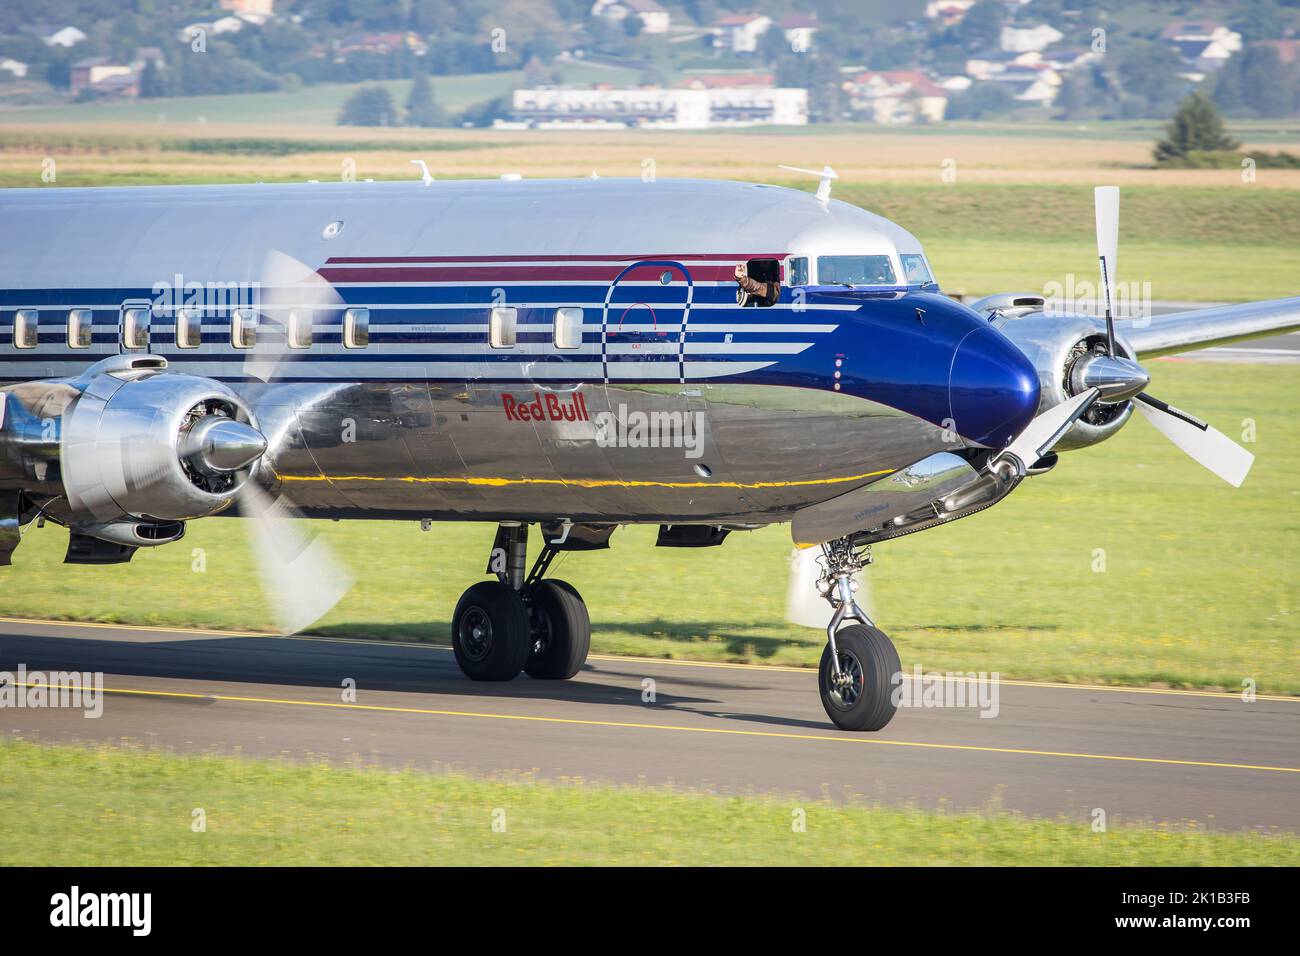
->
xmin=778 ymin=164 xmax=839 ymax=203
xmin=410 ymin=160 xmax=434 ymax=186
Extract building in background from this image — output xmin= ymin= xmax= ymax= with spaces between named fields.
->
xmin=69 ymin=57 xmax=138 ymax=98
xmin=1160 ymin=20 xmax=1243 ymax=72
xmin=779 ymin=14 xmax=819 ymax=53
xmin=591 ymin=0 xmax=671 ymax=35
xmin=712 ymin=14 xmax=773 ymax=54
xmin=845 ymin=71 xmax=949 ymax=124
xmin=500 ymin=82 xmax=807 ymax=129
xmin=220 ymin=0 xmax=275 ymax=16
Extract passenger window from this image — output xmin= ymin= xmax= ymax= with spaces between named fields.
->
xmin=288 ymin=309 xmax=312 ymax=349
xmin=789 ymin=257 xmax=809 ymax=286
xmin=68 ymin=309 xmax=92 ymax=349
xmin=343 ymin=308 xmax=369 ymax=349
xmin=231 ymin=309 xmax=257 ymax=349
xmin=554 ymin=307 xmax=583 ymax=349
xmin=490 ymin=307 xmax=517 ymax=348
xmin=14 ymin=309 xmax=37 ymax=349
xmin=176 ymin=308 xmax=202 ymax=349
xmin=122 ymin=307 xmax=149 ymax=350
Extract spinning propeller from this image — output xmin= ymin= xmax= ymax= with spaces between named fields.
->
xmin=229 ymin=249 xmax=353 ymax=633
xmin=1090 ymin=186 xmax=1254 ymax=487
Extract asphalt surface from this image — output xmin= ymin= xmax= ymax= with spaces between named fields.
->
xmin=1 ymin=617 xmax=1296 ymax=832
xmin=1177 ymin=329 xmax=1300 ymax=363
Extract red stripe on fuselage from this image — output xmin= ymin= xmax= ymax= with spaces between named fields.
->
xmin=318 ymin=265 xmax=747 ymax=283
xmin=324 ymin=253 xmax=786 ymax=264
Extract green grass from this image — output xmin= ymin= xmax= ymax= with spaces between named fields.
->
xmin=3 ymin=362 xmax=1295 ymax=694
xmin=1 ymin=739 xmax=1291 ymax=865
xmin=832 ymin=182 xmax=1300 ymax=301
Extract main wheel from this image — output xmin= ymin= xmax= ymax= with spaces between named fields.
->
xmin=452 ymin=581 xmax=531 ymax=681
xmin=818 ymin=624 xmax=901 ymax=732
xmin=524 ymin=579 xmax=591 ymax=680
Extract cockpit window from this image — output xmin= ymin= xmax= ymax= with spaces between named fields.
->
xmin=817 ymin=255 xmax=897 ymax=287
xmin=900 ymin=254 xmax=934 ymax=286
xmin=788 ymin=257 xmax=809 ymax=286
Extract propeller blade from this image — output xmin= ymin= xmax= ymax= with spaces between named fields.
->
xmin=1134 ymin=394 xmax=1254 ymax=487
xmin=239 ymin=480 xmax=353 ymax=634
xmin=1094 ymin=185 xmax=1120 ymax=356
xmin=245 ymin=250 xmax=343 ymax=383
xmin=785 ymin=546 xmax=872 ymax=629
xmin=996 ymin=387 xmax=1100 ymax=473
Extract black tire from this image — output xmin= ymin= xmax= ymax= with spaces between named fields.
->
xmin=452 ymin=581 xmax=530 ymax=681
xmin=818 ymin=624 xmax=900 ymax=732
xmin=523 ymin=579 xmax=591 ymax=680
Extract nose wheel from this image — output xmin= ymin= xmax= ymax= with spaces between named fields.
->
xmin=812 ymin=539 xmax=901 ymax=732
xmin=818 ymin=623 xmax=900 ymax=731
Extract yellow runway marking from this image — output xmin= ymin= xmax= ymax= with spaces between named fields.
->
xmin=3 ymin=615 xmax=1297 ymax=703
xmin=278 ymin=468 xmax=894 ymax=490
xmin=11 ymin=681 xmax=1299 ymax=775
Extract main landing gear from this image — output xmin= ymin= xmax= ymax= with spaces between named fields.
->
xmin=814 ymin=538 xmax=901 ymax=732
xmin=451 ymin=523 xmax=592 ymax=682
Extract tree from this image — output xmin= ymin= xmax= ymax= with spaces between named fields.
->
xmin=1212 ymin=46 xmax=1296 ymax=117
xmin=775 ymin=53 xmax=845 ymax=123
xmin=1154 ymin=92 xmax=1240 ymax=162
xmin=405 ymin=69 xmax=445 ymax=126
xmin=946 ymin=81 xmax=1018 ymax=120
xmin=138 ymin=59 xmax=166 ymax=98
xmin=953 ymin=0 xmax=1005 ymax=52
xmin=338 ymin=85 xmax=399 ymax=126
xmin=1113 ymin=39 xmax=1187 ymax=118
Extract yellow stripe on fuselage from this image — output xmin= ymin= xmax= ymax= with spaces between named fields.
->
xmin=278 ymin=469 xmax=894 ymax=491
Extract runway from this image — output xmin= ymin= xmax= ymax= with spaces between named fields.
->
xmin=1 ymin=617 xmax=1296 ymax=832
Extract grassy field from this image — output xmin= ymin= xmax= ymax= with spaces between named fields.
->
xmin=1 ymin=739 xmax=1291 ymax=866
xmin=3 ymin=361 xmax=1295 ymax=694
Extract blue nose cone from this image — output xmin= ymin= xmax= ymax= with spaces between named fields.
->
xmin=948 ymin=326 xmax=1041 ymax=448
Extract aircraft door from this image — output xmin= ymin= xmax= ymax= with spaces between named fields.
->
xmin=601 ymin=260 xmax=693 ymax=385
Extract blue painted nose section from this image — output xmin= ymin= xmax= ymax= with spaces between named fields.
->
xmin=948 ymin=326 xmax=1041 ymax=448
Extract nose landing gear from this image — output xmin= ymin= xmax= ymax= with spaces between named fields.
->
xmin=813 ymin=539 xmax=901 ymax=732
xmin=450 ymin=523 xmax=592 ymax=682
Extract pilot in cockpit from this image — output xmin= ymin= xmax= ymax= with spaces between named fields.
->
xmin=734 ymin=261 xmax=781 ymax=308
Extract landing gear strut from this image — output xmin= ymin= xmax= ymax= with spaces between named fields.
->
xmin=814 ymin=538 xmax=901 ymax=732
xmin=450 ymin=523 xmax=592 ymax=682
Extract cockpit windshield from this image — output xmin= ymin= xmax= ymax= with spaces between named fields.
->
xmin=900 ymin=253 xmax=934 ymax=286
xmin=817 ymin=254 xmax=897 ymax=287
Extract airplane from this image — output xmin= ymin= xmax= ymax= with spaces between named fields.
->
xmin=1 ymin=170 xmax=1296 ymax=732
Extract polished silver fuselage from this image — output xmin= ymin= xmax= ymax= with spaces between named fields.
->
xmin=0 ymin=178 xmax=1014 ymax=527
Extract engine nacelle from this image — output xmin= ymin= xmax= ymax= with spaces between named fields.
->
xmin=2 ymin=356 xmax=265 ymax=525
xmin=992 ymin=312 xmax=1134 ymax=452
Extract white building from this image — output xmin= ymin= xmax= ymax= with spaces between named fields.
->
xmin=713 ymin=14 xmax=772 ymax=54
xmin=503 ymin=85 xmax=807 ymax=129
xmin=1000 ymin=24 xmax=1064 ymax=53
xmin=43 ymin=26 xmax=87 ymax=48
xmin=780 ymin=14 xmax=819 ymax=53
xmin=591 ymin=0 xmax=671 ymax=34
xmin=0 ymin=58 xmax=28 ymax=78
xmin=1161 ymin=21 xmax=1243 ymax=71
xmin=846 ymin=71 xmax=949 ymax=125
xmin=925 ymin=0 xmax=975 ymax=24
